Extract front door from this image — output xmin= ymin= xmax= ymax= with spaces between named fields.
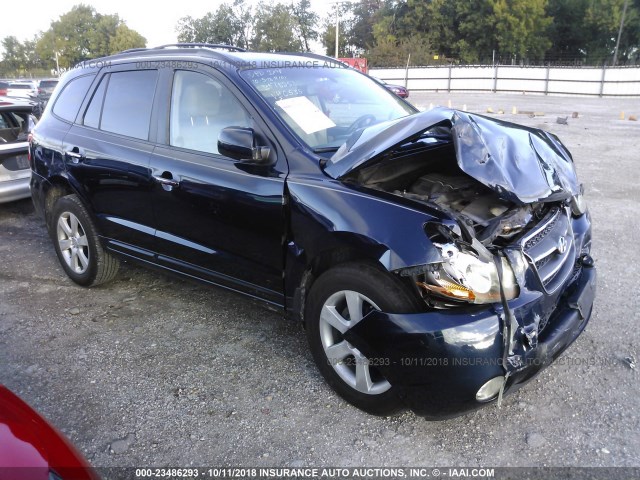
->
xmin=149 ymin=68 xmax=287 ymax=305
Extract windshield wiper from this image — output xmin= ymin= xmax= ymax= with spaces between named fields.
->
xmin=312 ymin=146 xmax=340 ymax=153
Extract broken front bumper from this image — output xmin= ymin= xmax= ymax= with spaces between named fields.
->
xmin=343 ymin=260 xmax=596 ymax=419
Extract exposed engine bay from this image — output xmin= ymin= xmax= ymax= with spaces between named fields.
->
xmin=349 ymin=134 xmax=551 ymax=248
xmin=332 ymin=113 xmax=586 ymax=309
xmin=347 ymin=132 xmax=553 ymax=307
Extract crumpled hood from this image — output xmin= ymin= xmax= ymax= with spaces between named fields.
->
xmin=324 ymin=107 xmax=580 ymax=204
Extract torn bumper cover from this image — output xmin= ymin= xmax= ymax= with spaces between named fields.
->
xmin=343 ymin=260 xmax=596 ymax=419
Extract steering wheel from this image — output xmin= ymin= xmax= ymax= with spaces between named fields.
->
xmin=347 ymin=114 xmax=377 ymax=134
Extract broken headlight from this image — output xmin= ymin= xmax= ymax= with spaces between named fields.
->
xmin=570 ymin=184 xmax=587 ymax=216
xmin=418 ymin=243 xmax=519 ymax=304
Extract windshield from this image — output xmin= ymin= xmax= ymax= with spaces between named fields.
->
xmin=240 ymin=66 xmax=415 ymax=152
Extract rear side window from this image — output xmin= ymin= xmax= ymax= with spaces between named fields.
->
xmin=52 ymin=74 xmax=95 ymax=122
xmin=99 ymin=70 xmax=158 ymax=140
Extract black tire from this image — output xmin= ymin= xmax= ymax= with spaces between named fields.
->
xmin=51 ymin=194 xmax=119 ymax=286
xmin=305 ymin=262 xmax=420 ymax=415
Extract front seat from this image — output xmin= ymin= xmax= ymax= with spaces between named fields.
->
xmin=174 ymin=82 xmax=222 ymax=154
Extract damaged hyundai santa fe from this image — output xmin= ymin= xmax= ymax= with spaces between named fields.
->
xmin=29 ymin=44 xmax=596 ymax=418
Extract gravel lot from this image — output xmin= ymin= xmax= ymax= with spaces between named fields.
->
xmin=1 ymin=92 xmax=639 ymax=469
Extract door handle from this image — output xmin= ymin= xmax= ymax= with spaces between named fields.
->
xmin=153 ymin=172 xmax=180 ymax=190
xmin=65 ymin=147 xmax=85 ymax=163
xmin=153 ymin=175 xmax=179 ymax=187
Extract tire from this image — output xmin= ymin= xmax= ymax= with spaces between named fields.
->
xmin=51 ymin=194 xmax=119 ymax=287
xmin=305 ymin=262 xmax=420 ymax=415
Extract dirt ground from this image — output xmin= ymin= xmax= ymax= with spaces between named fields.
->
xmin=1 ymin=92 xmax=639 ymax=469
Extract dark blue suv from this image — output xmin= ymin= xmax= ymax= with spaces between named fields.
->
xmin=29 ymin=44 xmax=596 ymax=418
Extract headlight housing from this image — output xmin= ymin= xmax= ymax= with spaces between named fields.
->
xmin=418 ymin=243 xmax=519 ymax=304
xmin=570 ymin=184 xmax=587 ymax=216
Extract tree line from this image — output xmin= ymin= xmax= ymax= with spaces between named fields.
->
xmin=1 ymin=5 xmax=145 ymax=77
xmin=332 ymin=0 xmax=640 ymax=66
xmin=177 ymin=0 xmax=639 ymax=66
xmin=2 ymin=0 xmax=638 ymax=77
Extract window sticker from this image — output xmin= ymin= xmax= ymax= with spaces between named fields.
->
xmin=275 ymin=96 xmax=336 ymax=134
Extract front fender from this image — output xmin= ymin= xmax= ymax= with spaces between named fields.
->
xmin=284 ymin=178 xmax=445 ymax=304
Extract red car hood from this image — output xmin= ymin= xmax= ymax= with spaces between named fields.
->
xmin=0 ymin=385 xmax=97 ymax=480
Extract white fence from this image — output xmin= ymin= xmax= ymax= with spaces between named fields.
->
xmin=370 ymin=65 xmax=640 ymax=96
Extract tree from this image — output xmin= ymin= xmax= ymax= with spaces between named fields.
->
xmin=491 ymin=0 xmax=552 ymax=61
xmin=33 ymin=4 xmax=146 ymax=70
xmin=356 ymin=0 xmax=553 ymax=64
xmin=176 ymin=1 xmax=319 ymax=53
xmin=291 ymin=0 xmax=319 ymax=52
xmin=584 ymin=0 xmax=640 ymax=63
xmin=176 ymin=1 xmax=252 ymax=49
xmin=322 ymin=2 xmax=354 ymax=57
xmin=1 ymin=36 xmax=26 ymax=72
xmin=546 ymin=0 xmax=591 ymax=62
xmin=110 ymin=24 xmax=147 ymax=54
xmin=252 ymin=2 xmax=303 ymax=52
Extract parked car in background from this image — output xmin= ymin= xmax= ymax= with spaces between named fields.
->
xmin=30 ymin=44 xmax=595 ymax=418
xmin=0 ymin=385 xmax=97 ymax=479
xmin=0 ymin=97 xmax=36 ymax=203
xmin=38 ymin=78 xmax=59 ymax=103
xmin=372 ymin=77 xmax=409 ymax=98
xmin=0 ymin=81 xmax=9 ymax=96
xmin=6 ymin=81 xmax=38 ymax=99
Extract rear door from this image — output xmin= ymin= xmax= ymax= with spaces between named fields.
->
xmin=148 ymin=66 xmax=288 ymax=305
xmin=62 ymin=65 xmax=159 ymax=254
xmin=0 ymin=107 xmax=32 ymax=200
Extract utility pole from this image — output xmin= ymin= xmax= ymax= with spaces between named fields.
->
xmin=613 ymin=0 xmax=630 ymax=66
xmin=331 ymin=0 xmax=350 ymax=58
xmin=335 ymin=4 xmax=339 ymax=58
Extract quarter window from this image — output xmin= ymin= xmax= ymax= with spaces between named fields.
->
xmin=52 ymin=74 xmax=96 ymax=122
xmin=170 ymin=70 xmax=250 ymax=154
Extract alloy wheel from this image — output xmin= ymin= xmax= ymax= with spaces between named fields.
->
xmin=319 ymin=290 xmax=391 ymax=395
xmin=57 ymin=212 xmax=90 ymax=274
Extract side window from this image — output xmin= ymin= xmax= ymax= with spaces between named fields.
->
xmin=100 ymin=70 xmax=158 ymax=140
xmin=83 ymin=74 xmax=108 ymax=129
xmin=52 ymin=74 xmax=96 ymax=122
xmin=170 ymin=70 xmax=250 ymax=155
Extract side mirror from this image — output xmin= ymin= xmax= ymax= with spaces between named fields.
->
xmin=218 ymin=127 xmax=271 ymax=164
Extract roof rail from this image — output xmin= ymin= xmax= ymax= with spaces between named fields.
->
xmin=120 ymin=48 xmax=148 ymax=54
xmin=153 ymin=43 xmax=246 ymax=52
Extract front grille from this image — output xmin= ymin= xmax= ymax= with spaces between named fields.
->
xmin=524 ymin=211 xmax=559 ymax=251
xmin=521 ymin=208 xmax=576 ymax=293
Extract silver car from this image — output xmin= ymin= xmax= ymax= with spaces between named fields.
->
xmin=6 ymin=81 xmax=38 ymax=100
xmin=0 ymin=97 xmax=36 ymax=203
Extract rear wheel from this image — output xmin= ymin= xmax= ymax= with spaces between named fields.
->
xmin=305 ymin=262 xmax=419 ymax=415
xmin=51 ymin=194 xmax=119 ymax=286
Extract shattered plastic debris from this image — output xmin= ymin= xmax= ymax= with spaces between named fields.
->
xmin=623 ymin=355 xmax=636 ymax=370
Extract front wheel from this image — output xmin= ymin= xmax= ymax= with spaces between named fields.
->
xmin=305 ymin=262 xmax=420 ymax=415
xmin=51 ymin=194 xmax=119 ymax=286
